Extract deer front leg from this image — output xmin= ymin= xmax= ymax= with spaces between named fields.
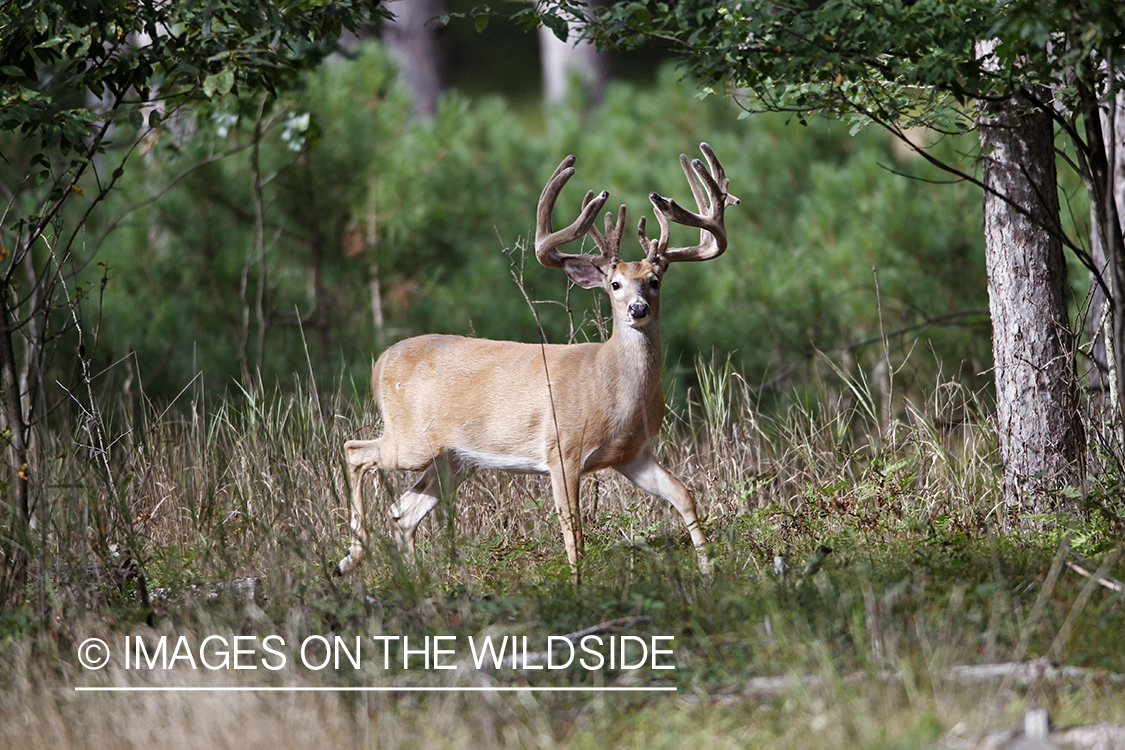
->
xmin=548 ymin=462 xmax=584 ymax=585
xmin=337 ymin=439 xmax=382 ymax=576
xmin=616 ymin=452 xmax=712 ymax=578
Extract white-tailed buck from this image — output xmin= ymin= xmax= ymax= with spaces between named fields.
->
xmin=337 ymin=143 xmax=739 ymax=581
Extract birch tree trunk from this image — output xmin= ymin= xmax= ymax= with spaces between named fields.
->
xmin=979 ymin=90 xmax=1083 ymax=510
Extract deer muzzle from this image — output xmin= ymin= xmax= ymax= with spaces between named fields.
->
xmin=628 ymin=301 xmax=651 ymax=321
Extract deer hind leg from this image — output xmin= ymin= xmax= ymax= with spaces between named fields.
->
xmin=337 ymin=439 xmax=384 ymax=576
xmin=390 ymin=453 xmax=463 ymax=557
xmin=616 ymin=452 xmax=712 ymax=577
xmin=548 ymin=462 xmax=584 ymax=584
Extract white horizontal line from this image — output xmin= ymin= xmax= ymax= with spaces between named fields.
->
xmin=75 ymin=686 xmax=676 ymax=693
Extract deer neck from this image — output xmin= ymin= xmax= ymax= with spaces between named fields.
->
xmin=599 ymin=318 xmax=663 ymax=406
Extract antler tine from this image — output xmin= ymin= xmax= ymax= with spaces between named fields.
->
xmin=589 ymin=204 xmax=627 ymax=262
xmin=680 ymin=152 xmax=709 ymax=217
xmin=535 ymin=155 xmax=610 ymax=269
xmin=637 ymin=205 xmax=670 ymax=264
xmin=648 ymin=142 xmax=740 ymax=264
xmin=699 ymin=142 xmax=740 ymax=209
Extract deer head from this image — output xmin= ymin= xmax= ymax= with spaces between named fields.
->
xmin=534 ymin=143 xmax=740 ymax=330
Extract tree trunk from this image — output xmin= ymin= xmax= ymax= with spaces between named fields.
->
xmin=539 ymin=3 xmax=608 ymax=106
xmin=979 ymin=89 xmax=1083 ymax=510
xmin=382 ymin=0 xmax=446 ymax=119
xmin=0 ymin=280 xmax=30 ymax=604
xmin=1086 ymin=90 xmax=1125 ymax=424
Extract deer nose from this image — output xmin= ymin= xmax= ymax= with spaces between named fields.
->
xmin=628 ymin=301 xmax=650 ymax=319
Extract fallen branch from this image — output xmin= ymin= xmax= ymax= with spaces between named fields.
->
xmin=942 ymin=658 xmax=1125 ymax=686
xmin=937 ymin=710 xmax=1125 ymax=750
xmin=706 ymin=658 xmax=1125 ymax=703
xmin=148 ymin=576 xmax=263 ymax=605
xmin=499 ymin=616 xmax=654 ymax=670
xmin=1066 ymin=557 xmax=1124 ymax=594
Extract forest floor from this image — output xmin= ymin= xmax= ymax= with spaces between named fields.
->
xmin=1 ymin=379 xmax=1123 ymax=749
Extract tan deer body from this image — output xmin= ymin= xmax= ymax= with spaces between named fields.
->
xmin=371 ymin=329 xmax=663 ymax=476
xmin=337 ymin=145 xmax=738 ymax=580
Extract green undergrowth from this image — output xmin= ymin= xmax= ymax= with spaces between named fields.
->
xmin=2 ymin=522 xmax=1123 ymax=749
xmin=1 ymin=370 xmax=1123 ymax=748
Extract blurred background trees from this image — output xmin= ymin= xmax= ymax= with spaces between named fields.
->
xmin=85 ymin=42 xmax=994 ymax=406
xmin=0 ymin=1 xmax=1003 ymax=417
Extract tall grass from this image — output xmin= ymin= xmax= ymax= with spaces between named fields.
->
xmin=1 ymin=362 xmax=1122 ymax=749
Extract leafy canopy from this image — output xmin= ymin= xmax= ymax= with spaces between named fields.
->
xmin=1 ymin=0 xmax=385 ymax=184
xmin=538 ymin=0 xmax=1124 ymax=135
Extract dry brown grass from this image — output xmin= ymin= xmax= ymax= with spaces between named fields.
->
xmin=12 ymin=357 xmax=1010 ymax=617
xmin=2 ymin=365 xmax=1122 ymax=750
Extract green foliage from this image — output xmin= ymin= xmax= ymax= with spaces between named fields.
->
xmin=0 ymin=0 xmax=385 ymax=607
xmin=89 ymin=43 xmax=557 ymax=396
xmin=0 ymin=0 xmax=384 ymax=155
xmin=571 ymin=0 xmax=1123 ymax=132
xmin=0 ymin=0 xmax=385 ymax=264
xmin=85 ymin=45 xmax=990 ymax=404
xmin=559 ymin=0 xmax=1122 ymax=275
xmin=0 ymin=0 xmax=385 ymax=390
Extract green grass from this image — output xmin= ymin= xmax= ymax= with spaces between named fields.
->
xmin=1 ymin=364 xmax=1123 ymax=749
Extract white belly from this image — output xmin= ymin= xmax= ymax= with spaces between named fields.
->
xmin=452 ymin=448 xmax=551 ymax=474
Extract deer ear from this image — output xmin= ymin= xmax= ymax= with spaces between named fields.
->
xmin=562 ymin=258 xmax=605 ymax=289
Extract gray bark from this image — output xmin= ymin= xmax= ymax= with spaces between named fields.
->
xmin=0 ymin=287 xmax=30 ymax=603
xmin=979 ymin=90 xmax=1083 ymax=509
xmin=539 ymin=7 xmax=607 ymax=106
xmin=1086 ymin=92 xmax=1125 ymax=409
xmin=382 ymin=0 xmax=446 ymax=118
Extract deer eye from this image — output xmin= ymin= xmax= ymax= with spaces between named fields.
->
xmin=650 ymin=278 xmax=660 ymax=290
xmin=611 ymin=281 xmax=621 ymax=291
